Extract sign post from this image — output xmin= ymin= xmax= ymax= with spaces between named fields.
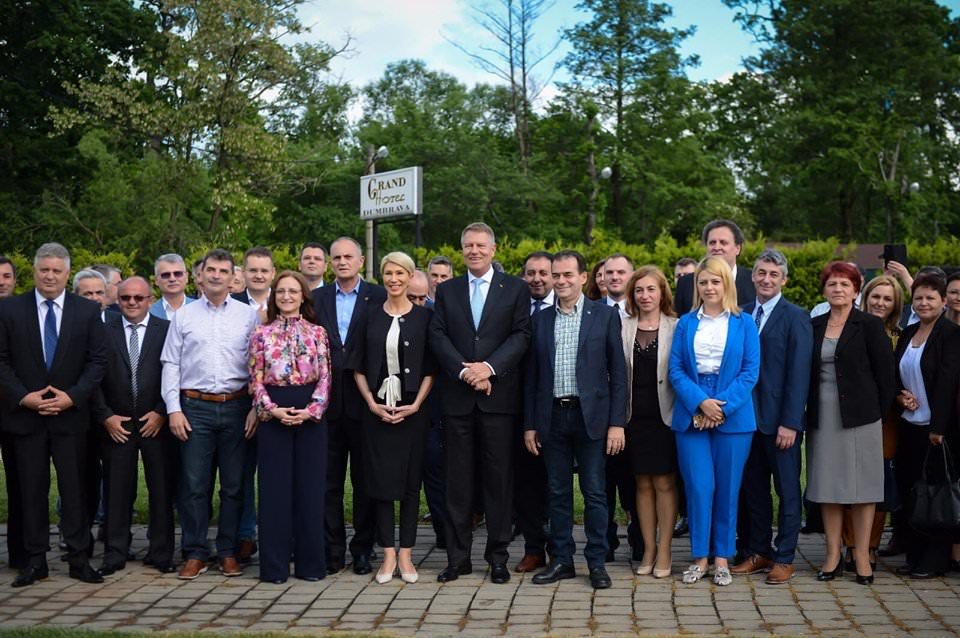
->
xmin=360 ymin=166 xmax=423 ymax=277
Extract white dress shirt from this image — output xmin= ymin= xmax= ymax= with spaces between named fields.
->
xmin=531 ymin=290 xmax=555 ymax=314
xmin=36 ymin=289 xmax=65 ymax=363
xmin=900 ymin=341 xmax=931 ymax=426
xmin=468 ymin=267 xmax=495 ymax=306
xmin=122 ymin=313 xmax=150 ymax=356
xmin=160 ymin=295 xmax=259 ymax=414
xmin=605 ymin=296 xmax=628 ymax=318
xmin=694 ymin=306 xmax=730 ymax=374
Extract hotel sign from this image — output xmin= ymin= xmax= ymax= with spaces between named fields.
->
xmin=360 ymin=166 xmax=423 ymax=220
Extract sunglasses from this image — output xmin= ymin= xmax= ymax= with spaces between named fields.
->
xmin=158 ymin=271 xmax=185 ymax=280
xmin=119 ymin=295 xmax=149 ymax=303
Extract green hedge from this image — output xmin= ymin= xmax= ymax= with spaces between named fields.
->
xmin=7 ymin=232 xmax=960 ymax=311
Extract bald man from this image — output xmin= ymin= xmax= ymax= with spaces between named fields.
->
xmin=93 ymin=278 xmax=176 ymax=575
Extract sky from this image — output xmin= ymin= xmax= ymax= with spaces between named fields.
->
xmin=301 ymin=0 xmax=960 ymax=102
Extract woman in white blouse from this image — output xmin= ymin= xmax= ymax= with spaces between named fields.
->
xmin=668 ymin=257 xmax=760 ymax=586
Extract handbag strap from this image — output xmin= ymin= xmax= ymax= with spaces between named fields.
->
xmin=921 ymin=440 xmax=957 ymax=483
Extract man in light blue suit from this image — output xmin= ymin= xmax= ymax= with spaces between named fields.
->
xmin=149 ymin=254 xmax=195 ymax=321
xmin=731 ymin=249 xmax=812 ymax=585
xmin=523 ymin=250 xmax=627 ymax=590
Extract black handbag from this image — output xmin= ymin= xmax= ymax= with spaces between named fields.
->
xmin=910 ymin=441 xmax=960 ymax=531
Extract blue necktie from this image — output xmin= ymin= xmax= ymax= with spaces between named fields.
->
xmin=755 ymin=304 xmax=764 ymax=331
xmin=44 ymin=299 xmax=58 ymax=370
xmin=471 ymin=279 xmax=484 ymax=329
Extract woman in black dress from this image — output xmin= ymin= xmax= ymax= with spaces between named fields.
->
xmin=352 ymin=251 xmax=435 ymax=584
xmin=620 ymin=266 xmax=678 ymax=578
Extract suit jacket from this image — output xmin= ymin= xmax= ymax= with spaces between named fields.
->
xmin=429 ymin=271 xmax=531 ymax=416
xmin=668 ymin=309 xmax=760 ymax=433
xmin=351 ymin=304 xmax=436 ymax=397
xmin=0 ymin=290 xmax=107 ymax=435
xmin=313 ymin=279 xmax=387 ymax=421
xmin=673 ymin=265 xmax=756 ymax=315
xmin=894 ymin=316 xmax=960 ymax=437
xmin=808 ymin=308 xmax=895 ymax=430
xmin=149 ymin=295 xmax=195 ymax=320
xmin=524 ymin=297 xmax=627 ymax=440
xmin=91 ymin=313 xmax=170 ymax=433
xmin=621 ymin=314 xmax=677 ymax=426
xmin=742 ymin=297 xmax=813 ymax=434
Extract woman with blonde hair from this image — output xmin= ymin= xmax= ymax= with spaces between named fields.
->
xmin=351 ymin=252 xmax=436 ymax=584
xmin=668 ymin=257 xmax=760 ymax=585
xmin=622 ymin=266 xmax=678 ymax=578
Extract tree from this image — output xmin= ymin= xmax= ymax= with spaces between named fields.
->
xmin=561 ymin=0 xmax=695 ymax=231
xmin=718 ymin=0 xmax=960 ymax=241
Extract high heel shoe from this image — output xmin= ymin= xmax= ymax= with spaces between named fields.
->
xmin=652 ymin=554 xmax=672 ymax=579
xmin=816 ymin=560 xmax=843 ymax=581
xmin=635 ymin=563 xmax=654 ymax=576
xmin=855 ymin=572 xmax=874 ymax=585
xmin=400 ymin=569 xmax=419 ymax=584
xmin=375 ymin=564 xmax=396 ymax=584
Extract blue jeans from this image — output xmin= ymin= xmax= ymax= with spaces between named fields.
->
xmin=541 ymin=403 xmax=608 ymax=569
xmin=179 ymin=395 xmax=251 ymax=560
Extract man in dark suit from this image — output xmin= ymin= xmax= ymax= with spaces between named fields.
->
xmin=0 ymin=243 xmax=106 ymax=586
xmin=313 ymin=236 xmax=386 ymax=575
xmin=674 ymin=219 xmax=756 ymax=314
xmin=0 ymin=255 xmax=25 ymax=571
xmin=429 ymin=222 xmax=531 ymax=584
xmin=731 ymin=249 xmax=812 ymax=584
xmin=524 ymin=250 xmax=627 ymax=590
xmin=92 ymin=277 xmax=177 ymax=576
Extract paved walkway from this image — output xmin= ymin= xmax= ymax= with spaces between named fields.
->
xmin=1 ymin=526 xmax=959 ymax=636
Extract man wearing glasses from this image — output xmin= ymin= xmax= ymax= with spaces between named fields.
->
xmin=150 ymin=254 xmax=195 ymax=321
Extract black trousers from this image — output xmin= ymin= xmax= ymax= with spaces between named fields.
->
xmin=896 ymin=421 xmax=952 ymax=573
xmin=100 ymin=429 xmax=176 ymax=567
xmin=1 ymin=431 xmax=26 ymax=568
xmin=325 ymin=414 xmax=374 ymax=564
xmin=514 ymin=430 xmax=547 ymax=556
xmin=84 ymin=424 xmax=104 ymax=530
xmin=444 ymin=409 xmax=515 ymax=566
xmin=605 ymin=448 xmax=642 ymax=554
xmin=14 ymin=429 xmax=91 ymax=567
xmin=422 ymin=423 xmax=447 ymax=543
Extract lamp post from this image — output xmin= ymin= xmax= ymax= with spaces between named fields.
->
xmin=364 ymin=144 xmax=389 ymax=280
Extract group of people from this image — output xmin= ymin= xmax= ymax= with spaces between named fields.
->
xmin=1 ymin=218 xmax=958 ymax=592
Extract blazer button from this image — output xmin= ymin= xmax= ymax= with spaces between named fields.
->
xmin=404 ymin=368 xmax=410 ymax=373
xmin=474 ymin=336 xmax=480 ymax=342
xmin=404 ymin=341 xmax=410 ymax=346
xmin=399 ymin=317 xmax=405 ymax=323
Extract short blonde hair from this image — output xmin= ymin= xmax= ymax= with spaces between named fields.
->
xmin=380 ymin=251 xmax=416 ymax=277
xmin=692 ymin=256 xmax=740 ymax=315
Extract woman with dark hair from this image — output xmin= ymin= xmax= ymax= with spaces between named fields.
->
xmin=807 ymin=262 xmax=895 ymax=585
xmin=622 ymin=266 xmax=678 ymax=579
xmin=946 ymin=272 xmax=960 ymax=326
xmin=249 ymin=270 xmax=331 ymax=583
xmin=893 ymin=273 xmax=960 ymax=579
xmin=585 ymin=260 xmax=607 ymax=301
xmin=352 ymin=252 xmax=435 ymax=585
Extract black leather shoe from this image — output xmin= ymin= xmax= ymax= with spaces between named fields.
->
xmin=154 ymin=562 xmax=178 ymax=574
xmin=98 ymin=562 xmax=125 ymax=576
xmin=437 ymin=561 xmax=473 ymax=583
xmin=910 ymin=571 xmax=941 ymax=580
xmin=589 ymin=566 xmax=612 ymax=589
xmin=489 ymin=563 xmax=510 ymax=584
xmin=895 ymin=565 xmax=915 ymax=576
xmin=70 ymin=563 xmax=105 ymax=584
xmin=326 ymin=560 xmax=345 ymax=575
xmin=352 ymin=555 xmax=372 ymax=575
xmin=816 ymin=561 xmax=843 ymax=581
xmin=12 ymin=564 xmax=48 ymax=588
xmin=297 ymin=575 xmax=322 ymax=582
xmin=531 ymin=562 xmax=576 ymax=584
xmin=673 ymin=517 xmax=689 ymax=537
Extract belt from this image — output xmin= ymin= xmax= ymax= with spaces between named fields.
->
xmin=182 ymin=388 xmax=248 ymax=403
xmin=553 ymin=396 xmax=580 ymax=408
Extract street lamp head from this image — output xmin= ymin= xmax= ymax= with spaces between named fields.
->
xmin=375 ymin=146 xmax=389 ymax=160
xmin=599 ymin=166 xmax=612 ymax=180
xmin=909 ymin=182 xmax=920 ymax=193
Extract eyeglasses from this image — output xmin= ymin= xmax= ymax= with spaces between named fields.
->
xmin=158 ymin=271 xmax=185 ymax=280
xmin=119 ymin=294 xmax=148 ymax=303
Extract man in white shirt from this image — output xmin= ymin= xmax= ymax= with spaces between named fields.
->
xmin=150 ymin=254 xmax=195 ymax=321
xmin=161 ymin=248 xmax=259 ymax=580
xmin=299 ymin=242 xmax=327 ymax=290
xmin=602 ymin=254 xmax=633 ymax=318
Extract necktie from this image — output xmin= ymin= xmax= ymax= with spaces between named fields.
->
xmin=532 ymin=299 xmax=543 ymax=315
xmin=43 ymin=299 xmax=58 ymax=370
xmin=471 ymin=279 xmax=484 ymax=329
xmin=755 ymin=305 xmax=764 ymax=331
xmin=128 ymin=324 xmax=140 ymax=402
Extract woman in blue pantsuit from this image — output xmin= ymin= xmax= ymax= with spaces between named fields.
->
xmin=669 ymin=256 xmax=760 ymax=586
